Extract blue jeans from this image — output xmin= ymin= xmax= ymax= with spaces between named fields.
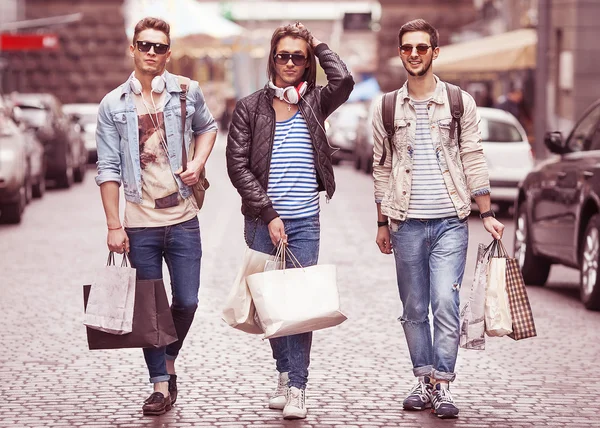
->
xmin=390 ymin=217 xmax=468 ymax=382
xmin=244 ymin=214 xmax=320 ymax=390
xmin=126 ymin=216 xmax=202 ymax=384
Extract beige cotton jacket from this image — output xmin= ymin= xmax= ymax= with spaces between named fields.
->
xmin=372 ymin=76 xmax=490 ymax=221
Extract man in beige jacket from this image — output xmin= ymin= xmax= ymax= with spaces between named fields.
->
xmin=372 ymin=19 xmax=504 ymax=419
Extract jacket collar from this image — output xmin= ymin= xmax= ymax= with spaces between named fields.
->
xmin=398 ymin=74 xmax=445 ymax=105
xmin=121 ymin=70 xmax=182 ymax=97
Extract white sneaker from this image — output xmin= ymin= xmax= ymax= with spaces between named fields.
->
xmin=268 ymin=372 xmax=289 ymax=410
xmin=283 ymin=386 xmax=307 ymax=419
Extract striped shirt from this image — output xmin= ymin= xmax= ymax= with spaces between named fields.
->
xmin=267 ymin=111 xmax=320 ymax=219
xmin=407 ymin=99 xmax=457 ymax=219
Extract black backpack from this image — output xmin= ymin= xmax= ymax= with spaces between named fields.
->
xmin=378 ymin=82 xmax=464 ymax=166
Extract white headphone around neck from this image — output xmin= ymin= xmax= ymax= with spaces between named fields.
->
xmin=268 ymin=80 xmax=307 ymax=104
xmin=129 ymin=72 xmax=166 ymax=95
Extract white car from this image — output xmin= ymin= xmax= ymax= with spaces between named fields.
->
xmin=63 ymin=103 xmax=99 ymax=163
xmin=477 ymin=107 xmax=533 ymax=215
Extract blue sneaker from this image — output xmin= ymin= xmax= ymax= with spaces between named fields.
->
xmin=402 ymin=376 xmax=433 ymax=410
xmin=431 ymin=383 xmax=459 ymax=419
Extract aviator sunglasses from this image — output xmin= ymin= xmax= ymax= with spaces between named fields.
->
xmin=274 ymin=53 xmax=308 ymax=66
xmin=400 ymin=44 xmax=432 ymax=55
xmin=136 ymin=40 xmax=170 ymax=55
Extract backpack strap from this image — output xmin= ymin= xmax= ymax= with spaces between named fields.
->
xmin=379 ymin=90 xmax=398 ymax=166
xmin=176 ymin=75 xmax=192 ymax=171
xmin=444 ymin=82 xmax=464 ymax=146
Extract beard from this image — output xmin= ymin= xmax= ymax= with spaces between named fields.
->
xmin=404 ymin=57 xmax=432 ymax=77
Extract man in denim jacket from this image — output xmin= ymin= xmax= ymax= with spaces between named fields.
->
xmin=372 ymin=19 xmax=504 ymax=419
xmin=95 ymin=17 xmax=217 ymax=416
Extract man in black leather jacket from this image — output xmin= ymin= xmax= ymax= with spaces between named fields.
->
xmin=226 ymin=22 xmax=353 ymax=420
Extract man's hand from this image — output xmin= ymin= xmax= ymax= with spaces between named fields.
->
xmin=376 ymin=226 xmax=393 ymax=254
xmin=108 ymin=228 xmax=129 ymax=254
xmin=177 ymin=158 xmax=205 ymax=186
xmin=295 ymin=22 xmax=321 ymax=47
xmin=483 ymin=217 xmax=505 ymax=240
xmin=268 ymin=217 xmax=287 ymax=247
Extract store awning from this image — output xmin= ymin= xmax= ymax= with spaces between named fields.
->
xmin=389 ymin=28 xmax=537 ymax=74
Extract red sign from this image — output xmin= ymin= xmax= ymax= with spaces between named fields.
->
xmin=0 ymin=34 xmax=59 ymax=51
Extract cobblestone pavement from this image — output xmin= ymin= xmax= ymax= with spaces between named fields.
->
xmin=1 ymin=136 xmax=599 ymax=427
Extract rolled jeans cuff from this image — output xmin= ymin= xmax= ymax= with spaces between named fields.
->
xmin=149 ymin=375 xmax=170 ymax=384
xmin=413 ymin=365 xmax=434 ymax=378
xmin=165 ymin=353 xmax=177 ymax=361
xmin=433 ymin=370 xmax=456 ymax=382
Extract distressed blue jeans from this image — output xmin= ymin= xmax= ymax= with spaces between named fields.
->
xmin=390 ymin=216 xmax=468 ymax=382
xmin=244 ymin=214 xmax=320 ymax=390
xmin=126 ymin=216 xmax=202 ymax=384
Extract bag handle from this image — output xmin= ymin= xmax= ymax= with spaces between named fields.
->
xmin=106 ymin=252 xmax=131 ymax=267
xmin=273 ymin=241 xmax=303 ymax=270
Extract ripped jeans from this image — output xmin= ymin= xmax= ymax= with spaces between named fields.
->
xmin=390 ymin=216 xmax=468 ymax=382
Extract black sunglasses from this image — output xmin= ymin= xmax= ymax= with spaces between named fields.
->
xmin=274 ymin=53 xmax=307 ymax=66
xmin=136 ymin=40 xmax=170 ymax=55
xmin=400 ymin=44 xmax=432 ymax=55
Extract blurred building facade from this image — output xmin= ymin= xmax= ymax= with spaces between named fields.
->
xmin=540 ymin=0 xmax=600 ymax=137
xmin=1 ymin=0 xmax=130 ymax=104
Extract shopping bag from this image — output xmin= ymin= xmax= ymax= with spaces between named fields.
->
xmin=459 ymin=242 xmax=492 ymax=350
xmin=246 ymin=244 xmax=347 ymax=339
xmin=484 ymin=241 xmax=513 ymax=337
xmin=83 ymin=252 xmax=136 ymax=335
xmin=222 ymin=247 xmax=280 ymax=334
xmin=496 ymin=241 xmax=537 ymax=340
xmin=83 ymin=278 xmax=178 ymax=349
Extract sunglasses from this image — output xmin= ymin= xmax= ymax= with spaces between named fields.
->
xmin=400 ymin=44 xmax=432 ymax=55
xmin=274 ymin=53 xmax=308 ymax=66
xmin=136 ymin=40 xmax=170 ymax=55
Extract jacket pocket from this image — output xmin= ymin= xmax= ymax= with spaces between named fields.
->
xmin=391 ymin=119 xmax=409 ymax=160
xmin=112 ymin=113 xmax=129 ymax=138
xmin=438 ymin=119 xmax=458 ymax=148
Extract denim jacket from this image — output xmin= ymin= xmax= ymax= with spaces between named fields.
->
xmin=95 ymin=70 xmax=217 ymax=203
xmin=372 ymin=76 xmax=490 ymax=221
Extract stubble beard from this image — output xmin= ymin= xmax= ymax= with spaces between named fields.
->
xmin=404 ymin=58 xmax=432 ymax=77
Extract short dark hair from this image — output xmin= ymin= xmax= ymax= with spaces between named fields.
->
xmin=267 ymin=24 xmax=316 ymax=89
xmin=398 ymin=19 xmax=439 ymax=49
xmin=133 ymin=17 xmax=171 ymax=46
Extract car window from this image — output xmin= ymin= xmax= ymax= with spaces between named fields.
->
xmin=567 ymin=103 xmax=600 ymax=152
xmin=479 ymin=118 xmax=523 ymax=142
xmin=18 ymin=106 xmax=48 ymax=128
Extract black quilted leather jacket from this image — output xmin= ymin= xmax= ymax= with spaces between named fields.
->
xmin=226 ymin=43 xmax=354 ymax=224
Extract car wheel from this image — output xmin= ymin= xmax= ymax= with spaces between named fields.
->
xmin=0 ymin=185 xmax=26 ymax=224
xmin=355 ymin=155 xmax=362 ymax=171
xmin=32 ymin=175 xmax=46 ymax=198
xmin=580 ymin=214 xmax=600 ymax=310
xmin=365 ymin=156 xmax=373 ymax=174
xmin=57 ymin=152 xmax=74 ymax=188
xmin=514 ymin=202 xmax=551 ymax=285
xmin=74 ymin=163 xmax=86 ymax=183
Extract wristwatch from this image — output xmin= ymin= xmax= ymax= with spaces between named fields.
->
xmin=480 ymin=210 xmax=495 ymax=219
xmin=377 ymin=221 xmax=389 ymax=227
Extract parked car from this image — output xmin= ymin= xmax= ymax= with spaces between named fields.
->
xmin=63 ymin=103 xmax=99 ymax=163
xmin=12 ymin=93 xmax=87 ymax=188
xmin=326 ymin=102 xmax=367 ymax=165
xmin=514 ymin=98 xmax=600 ymax=310
xmin=478 ymin=107 xmax=534 ymax=216
xmin=0 ymin=98 xmax=30 ymax=223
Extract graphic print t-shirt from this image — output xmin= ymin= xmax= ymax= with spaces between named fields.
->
xmin=123 ymin=92 xmax=198 ymax=227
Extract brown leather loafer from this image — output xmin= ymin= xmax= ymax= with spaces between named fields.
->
xmin=168 ymin=374 xmax=178 ymax=405
xmin=142 ymin=392 xmax=172 ymax=416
